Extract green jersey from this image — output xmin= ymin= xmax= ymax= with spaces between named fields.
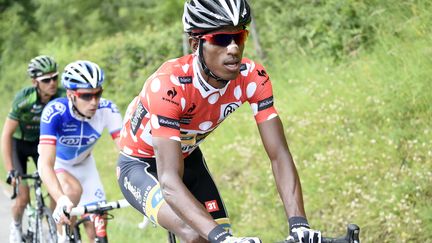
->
xmin=8 ymin=86 xmax=66 ymax=142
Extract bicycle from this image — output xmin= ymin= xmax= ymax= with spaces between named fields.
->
xmin=277 ymin=223 xmax=361 ymax=243
xmin=10 ymin=171 xmax=57 ymax=243
xmin=63 ymin=199 xmax=130 ymax=243
xmin=138 ymin=216 xmax=360 ymax=243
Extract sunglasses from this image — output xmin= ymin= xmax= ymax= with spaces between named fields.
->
xmin=36 ymin=74 xmax=58 ymax=84
xmin=199 ymin=29 xmax=249 ymax=47
xmin=72 ymin=89 xmax=103 ymax=101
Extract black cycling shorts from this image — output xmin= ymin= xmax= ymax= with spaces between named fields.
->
xmin=117 ymin=148 xmax=230 ymax=228
xmin=12 ymin=138 xmax=38 ymax=175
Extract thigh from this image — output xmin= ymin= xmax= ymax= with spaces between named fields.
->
xmin=55 ymin=169 xmax=82 ymax=206
xmin=184 ymin=148 xmax=230 ymax=228
xmin=11 ymin=139 xmax=38 ymax=175
xmin=56 ymin=156 xmax=106 ymax=206
xmin=117 ymin=153 xmax=164 ymax=224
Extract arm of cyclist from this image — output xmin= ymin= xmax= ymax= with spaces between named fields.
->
xmin=38 ymin=143 xmax=73 ymax=224
xmin=153 ymin=137 xmax=219 ymax=238
xmin=154 ymin=138 xmax=262 ymax=243
xmin=258 ymin=117 xmax=321 ymax=242
xmin=1 ymin=118 xmax=19 ymax=185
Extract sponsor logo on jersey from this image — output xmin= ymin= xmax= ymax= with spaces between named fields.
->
xmin=158 ymin=115 xmax=180 ymax=130
xmin=124 ymin=176 xmax=142 ymax=203
xmin=205 ymin=200 xmax=220 ymax=212
xmin=167 ymin=87 xmax=177 ymax=99
xmin=94 ymin=188 xmax=105 ymax=199
xmin=59 ymin=134 xmax=98 ymax=146
xmin=178 ymin=76 xmax=192 ymax=84
xmin=257 ymin=69 xmax=267 ymax=77
xmin=99 ymin=99 xmax=120 ymax=113
xmin=258 ymin=96 xmax=274 ymax=111
xmin=131 ymin=101 xmax=147 ymax=135
xmin=31 ymin=104 xmax=43 ymax=113
xmin=41 ymin=102 xmax=66 ymax=123
xmin=180 ymin=103 xmax=197 ymax=125
xmin=187 ymin=103 xmax=197 ymax=113
xmin=219 ymin=102 xmax=241 ymax=121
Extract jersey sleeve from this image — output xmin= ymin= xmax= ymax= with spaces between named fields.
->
xmin=39 ymin=101 xmax=66 ymax=145
xmin=8 ymin=90 xmax=33 ymax=121
xmin=245 ymin=62 xmax=278 ymax=123
xmin=143 ymin=74 xmax=183 ymax=141
xmin=99 ymin=99 xmax=123 ymax=139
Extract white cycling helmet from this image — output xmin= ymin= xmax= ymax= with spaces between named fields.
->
xmin=61 ymin=60 xmax=104 ymax=90
xmin=183 ymin=0 xmax=252 ymax=34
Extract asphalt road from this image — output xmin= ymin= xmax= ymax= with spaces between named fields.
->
xmin=0 ymin=182 xmax=13 ymax=240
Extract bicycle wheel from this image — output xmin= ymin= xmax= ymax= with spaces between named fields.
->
xmin=35 ymin=207 xmax=57 ymax=243
xmin=21 ymin=206 xmax=35 ymax=243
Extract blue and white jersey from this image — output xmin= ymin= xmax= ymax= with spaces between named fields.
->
xmin=39 ymin=97 xmax=122 ymax=165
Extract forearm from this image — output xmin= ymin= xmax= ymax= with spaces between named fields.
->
xmin=271 ymin=153 xmax=306 ymax=218
xmin=38 ymin=146 xmax=65 ymax=201
xmin=39 ymin=162 xmax=65 ymax=201
xmin=160 ymin=173 xmax=218 ymax=238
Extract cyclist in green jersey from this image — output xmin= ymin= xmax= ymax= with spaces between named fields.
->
xmin=1 ymin=55 xmax=65 ymax=243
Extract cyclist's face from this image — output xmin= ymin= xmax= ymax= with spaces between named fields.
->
xmin=201 ymin=26 xmax=246 ymax=83
xmin=68 ymin=87 xmax=102 ymax=117
xmin=34 ymin=72 xmax=59 ymax=97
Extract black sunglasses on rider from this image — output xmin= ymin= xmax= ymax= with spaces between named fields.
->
xmin=199 ymin=29 xmax=249 ymax=47
xmin=72 ymin=89 xmax=103 ymax=101
xmin=36 ymin=74 xmax=58 ymax=84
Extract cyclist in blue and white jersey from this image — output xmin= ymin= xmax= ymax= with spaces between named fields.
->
xmin=37 ymin=60 xmax=122 ymax=242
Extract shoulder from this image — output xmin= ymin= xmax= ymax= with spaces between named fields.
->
xmin=41 ymin=98 xmax=68 ymax=124
xmin=98 ymin=98 xmax=120 ymax=114
xmin=12 ymin=86 xmax=37 ymax=109
xmin=153 ymin=55 xmax=193 ymax=80
xmin=239 ymin=58 xmax=267 ymax=79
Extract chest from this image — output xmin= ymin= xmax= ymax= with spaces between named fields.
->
xmin=179 ymin=87 xmax=246 ymax=130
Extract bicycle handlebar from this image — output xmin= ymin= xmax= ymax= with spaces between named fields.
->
xmin=278 ymin=224 xmax=360 ymax=243
xmin=65 ymin=199 xmax=130 ymax=217
xmin=10 ymin=171 xmax=41 ymax=199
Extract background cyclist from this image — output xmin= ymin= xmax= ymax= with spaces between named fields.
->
xmin=1 ymin=55 xmax=64 ymax=243
xmin=37 ymin=60 xmax=123 ymax=242
xmin=117 ymin=1 xmax=321 ymax=243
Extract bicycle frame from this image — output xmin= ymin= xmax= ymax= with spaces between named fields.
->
xmin=11 ymin=171 xmax=57 ymax=243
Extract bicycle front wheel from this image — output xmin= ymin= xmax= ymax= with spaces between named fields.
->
xmin=35 ymin=207 xmax=57 ymax=243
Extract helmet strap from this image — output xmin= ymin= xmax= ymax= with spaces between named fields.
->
xmin=71 ymin=96 xmax=92 ymax=119
xmin=198 ymin=39 xmax=230 ymax=86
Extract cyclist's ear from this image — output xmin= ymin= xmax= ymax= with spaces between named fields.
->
xmin=189 ymin=37 xmax=199 ymax=52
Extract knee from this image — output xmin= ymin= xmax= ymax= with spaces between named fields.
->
xmin=14 ymin=194 xmax=29 ymax=210
xmin=62 ymin=182 xmax=82 ymax=204
xmin=178 ymin=225 xmax=206 ymax=243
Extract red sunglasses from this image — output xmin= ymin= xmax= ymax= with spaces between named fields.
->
xmin=72 ymin=89 xmax=103 ymax=101
xmin=199 ymin=29 xmax=249 ymax=47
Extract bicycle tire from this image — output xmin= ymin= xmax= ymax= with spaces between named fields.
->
xmin=35 ymin=207 xmax=57 ymax=243
xmin=21 ymin=206 xmax=34 ymax=243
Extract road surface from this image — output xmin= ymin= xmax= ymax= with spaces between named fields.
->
xmin=0 ymin=182 xmax=12 ymax=240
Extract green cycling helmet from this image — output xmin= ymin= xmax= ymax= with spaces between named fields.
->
xmin=27 ymin=55 xmax=58 ymax=78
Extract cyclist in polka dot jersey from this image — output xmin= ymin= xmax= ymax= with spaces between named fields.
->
xmin=120 ymin=57 xmax=276 ymax=158
xmin=117 ymin=1 xmax=321 ymax=243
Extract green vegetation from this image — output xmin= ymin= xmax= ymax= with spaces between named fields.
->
xmin=1 ymin=0 xmax=431 ymax=242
